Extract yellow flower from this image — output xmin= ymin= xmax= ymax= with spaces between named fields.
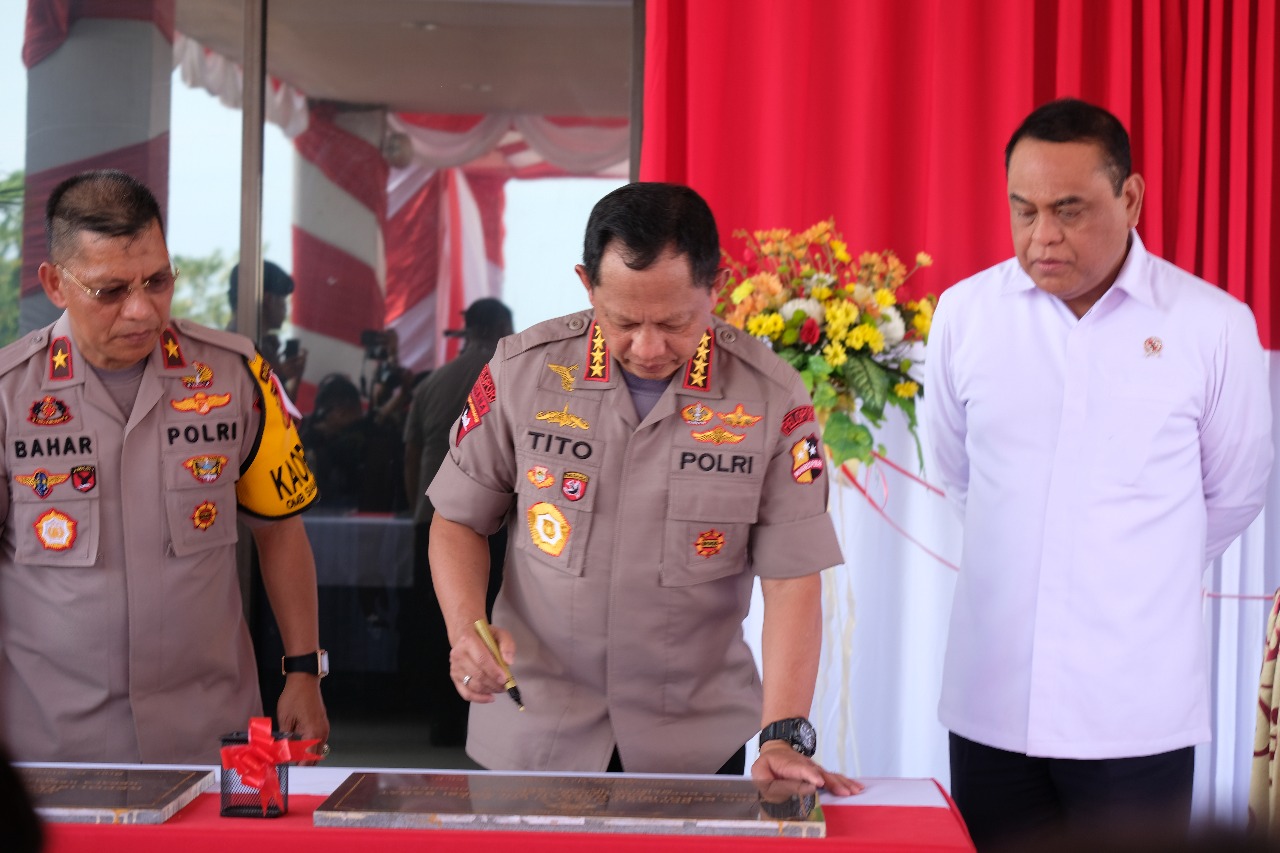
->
xmin=811 ymin=285 xmax=833 ymax=301
xmin=894 ymin=381 xmax=919 ymax=398
xmin=746 ymin=312 xmax=785 ymax=340
xmin=912 ymin=312 xmax=932 ymax=336
xmin=823 ymin=341 xmax=848 ymax=367
xmin=831 ymin=239 xmax=851 ymax=264
xmin=874 ymin=288 xmax=896 ymax=308
xmin=730 ymin=281 xmax=755 ymax=305
xmin=824 ymin=300 xmax=857 ymax=340
xmin=846 ymin=322 xmax=885 ymax=354
xmin=915 ymin=251 xmax=933 ymax=268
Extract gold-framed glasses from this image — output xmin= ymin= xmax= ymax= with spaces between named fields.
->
xmin=58 ymin=264 xmax=179 ymax=305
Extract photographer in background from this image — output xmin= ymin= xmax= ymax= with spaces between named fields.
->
xmin=228 ymin=260 xmax=306 ymax=399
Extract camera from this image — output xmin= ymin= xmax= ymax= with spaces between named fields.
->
xmin=360 ymin=329 xmax=390 ymax=360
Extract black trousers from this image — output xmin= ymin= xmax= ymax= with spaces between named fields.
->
xmin=949 ymin=732 xmax=1194 ymax=851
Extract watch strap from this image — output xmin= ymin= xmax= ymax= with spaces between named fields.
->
xmin=759 ymin=716 xmax=817 ymax=757
xmin=281 ymin=649 xmax=328 ymax=677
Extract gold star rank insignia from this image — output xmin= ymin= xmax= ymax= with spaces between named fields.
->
xmin=585 ymin=322 xmax=610 ymax=382
xmin=681 ymin=330 xmax=713 ymax=391
xmin=160 ymin=329 xmax=186 ymax=367
xmin=49 ymin=337 xmax=73 ymax=380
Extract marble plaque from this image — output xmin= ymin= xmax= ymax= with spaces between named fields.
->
xmin=19 ymin=766 xmax=214 ymax=825
xmin=314 ymin=772 xmax=824 ymax=837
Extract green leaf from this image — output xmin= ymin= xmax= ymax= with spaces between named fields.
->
xmin=819 ymin=410 xmax=874 ymax=467
xmin=811 ymin=382 xmax=838 ymax=410
xmin=845 ymin=356 xmax=890 ymax=423
xmin=806 ymin=353 xmax=833 ymax=379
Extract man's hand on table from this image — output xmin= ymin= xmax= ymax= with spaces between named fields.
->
xmin=752 ymin=741 xmax=863 ymax=797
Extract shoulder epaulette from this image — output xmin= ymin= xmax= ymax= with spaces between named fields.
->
xmin=170 ymin=318 xmax=257 ymax=360
xmin=710 ymin=319 xmax=797 ymax=392
xmin=498 ymin=310 xmax=593 ymax=360
xmin=0 ymin=327 xmax=55 ymax=378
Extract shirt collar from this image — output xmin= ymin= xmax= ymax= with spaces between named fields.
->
xmin=1001 ymin=229 xmax=1154 ymax=309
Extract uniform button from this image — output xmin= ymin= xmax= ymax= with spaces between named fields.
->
xmin=568 ymin=316 xmax=586 ymax=331
xmin=718 ymin=328 xmax=736 ymax=344
xmin=33 ymin=334 xmax=45 ymax=344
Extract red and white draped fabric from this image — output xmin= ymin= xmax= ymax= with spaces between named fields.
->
xmin=19 ymin=0 xmax=175 ymax=331
xmin=643 ymin=0 xmax=1279 ymax=823
xmin=384 ymin=114 xmax=629 ymax=374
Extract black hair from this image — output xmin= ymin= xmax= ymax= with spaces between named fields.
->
xmin=228 ymin=260 xmax=295 ymax=309
xmin=1005 ymin=98 xmax=1132 ymax=195
xmin=45 ymin=169 xmax=165 ymax=261
xmin=580 ymin=182 xmax=721 ymax=290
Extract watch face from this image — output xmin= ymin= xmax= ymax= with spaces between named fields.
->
xmin=318 ymin=649 xmax=330 ymax=676
xmin=793 ymin=719 xmax=817 ymax=756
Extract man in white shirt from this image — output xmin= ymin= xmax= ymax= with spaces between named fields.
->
xmin=925 ymin=98 xmax=1273 ymax=848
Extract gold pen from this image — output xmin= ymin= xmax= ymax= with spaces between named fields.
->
xmin=474 ymin=619 xmax=525 ymax=710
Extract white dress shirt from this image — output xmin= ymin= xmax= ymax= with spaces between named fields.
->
xmin=924 ymin=232 xmax=1273 ymax=759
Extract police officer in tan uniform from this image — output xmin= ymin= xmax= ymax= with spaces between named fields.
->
xmin=0 ymin=170 xmax=329 ymax=763
xmin=429 ymin=183 xmax=860 ymax=793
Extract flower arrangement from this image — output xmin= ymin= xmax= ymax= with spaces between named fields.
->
xmin=715 ymin=220 xmax=936 ymax=470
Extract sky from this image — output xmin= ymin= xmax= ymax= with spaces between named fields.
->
xmin=1 ymin=9 xmax=620 ymax=334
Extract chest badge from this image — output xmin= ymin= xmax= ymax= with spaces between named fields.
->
xmin=526 ymin=465 xmax=555 ymax=489
xmin=536 ymin=404 xmax=590 ymax=430
xmin=49 ymin=336 xmax=74 ymax=381
xmin=183 ymin=454 xmax=229 ymax=483
xmin=1143 ymin=336 xmax=1163 ymax=357
xmin=28 ymin=395 xmax=73 ymax=426
xmin=34 ymin=508 xmax=77 ymax=551
xmin=790 ymin=434 xmax=825 ymax=484
xmin=191 ymin=500 xmax=218 ymax=531
xmin=681 ymin=401 xmax=715 ymax=426
xmin=527 ymin=501 xmax=570 ymax=557
xmin=181 ymin=362 xmax=215 ymax=389
xmin=15 ymin=468 xmax=70 ymax=499
xmin=171 ymin=392 xmax=233 ymax=415
xmin=547 ymin=362 xmax=579 ymax=391
xmin=694 ymin=529 xmax=726 ymax=558
xmin=718 ymin=404 xmax=762 ymax=429
xmin=562 ymin=471 xmax=589 ymax=502
xmin=70 ymin=464 xmax=96 ymax=493
xmin=692 ymin=425 xmax=746 ymax=445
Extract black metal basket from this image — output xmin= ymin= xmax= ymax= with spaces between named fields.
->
xmin=219 ymin=730 xmax=292 ymax=817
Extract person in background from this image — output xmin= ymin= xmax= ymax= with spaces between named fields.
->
xmin=228 ymin=260 xmax=306 ymax=399
xmin=0 ymin=169 xmax=329 ymax=764
xmin=924 ymin=98 xmax=1273 ymax=849
xmin=427 ymin=182 xmax=859 ymax=794
xmin=401 ymin=298 xmax=513 ymax=746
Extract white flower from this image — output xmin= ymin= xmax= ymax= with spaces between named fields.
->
xmin=879 ymin=305 xmax=905 ymax=346
xmin=809 ymin=272 xmax=837 ymax=288
xmin=780 ymin=298 xmax=824 ymax=323
xmin=851 ymin=283 xmax=873 ymax=305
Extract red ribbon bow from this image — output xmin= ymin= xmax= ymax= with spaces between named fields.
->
xmin=220 ymin=717 xmax=321 ymax=815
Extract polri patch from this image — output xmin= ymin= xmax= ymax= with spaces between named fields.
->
xmin=28 ymin=395 xmax=72 ymax=426
xmin=562 ymin=471 xmax=589 ymax=502
xmin=183 ymin=454 xmax=229 ymax=483
xmin=48 ymin=337 xmax=73 ymax=381
xmin=34 ymin=508 xmax=77 ymax=551
xmin=70 ymin=464 xmax=96 ymax=493
xmin=790 ymin=434 xmax=824 ymax=484
xmin=181 ymin=362 xmax=214 ymax=389
xmin=171 ymin=392 xmax=233 ymax=415
xmin=694 ymin=529 xmax=726 ymax=558
xmin=14 ymin=468 xmax=70 ymax=499
xmin=191 ymin=500 xmax=218 ymax=531
xmin=527 ymin=501 xmax=570 ymax=557
xmin=526 ymin=465 xmax=555 ymax=489
xmin=781 ymin=405 xmax=815 ymax=435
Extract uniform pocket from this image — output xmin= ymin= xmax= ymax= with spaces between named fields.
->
xmin=511 ymin=451 xmax=598 ymax=577
xmin=163 ymin=448 xmax=239 ymax=555
xmin=660 ymin=477 xmax=761 ymax=587
xmin=10 ymin=461 xmax=101 ymax=567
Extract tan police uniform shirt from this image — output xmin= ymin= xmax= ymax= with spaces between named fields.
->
xmin=0 ymin=315 xmax=318 ymax=763
xmin=429 ymin=310 xmax=843 ymax=773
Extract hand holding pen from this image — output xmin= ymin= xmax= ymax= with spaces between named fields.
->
xmin=473 ymin=619 xmax=524 ymax=710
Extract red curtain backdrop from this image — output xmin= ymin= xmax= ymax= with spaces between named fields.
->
xmin=641 ymin=0 xmax=1278 ymax=349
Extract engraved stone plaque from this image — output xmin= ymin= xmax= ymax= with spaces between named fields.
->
xmin=313 ymin=772 xmax=824 ymax=837
xmin=19 ymin=766 xmax=215 ymax=824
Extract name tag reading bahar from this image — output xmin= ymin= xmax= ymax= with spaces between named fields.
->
xmin=313 ymin=771 xmax=824 ymax=837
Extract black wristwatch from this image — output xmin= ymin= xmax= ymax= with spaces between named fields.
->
xmin=759 ymin=717 xmax=817 ymax=757
xmin=281 ymin=649 xmax=329 ymax=678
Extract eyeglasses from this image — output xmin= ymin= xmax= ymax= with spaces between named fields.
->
xmin=58 ymin=264 xmax=179 ymax=305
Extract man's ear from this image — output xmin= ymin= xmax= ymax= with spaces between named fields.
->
xmin=575 ymin=264 xmax=595 ymax=308
xmin=38 ymin=262 xmax=70 ymax=309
